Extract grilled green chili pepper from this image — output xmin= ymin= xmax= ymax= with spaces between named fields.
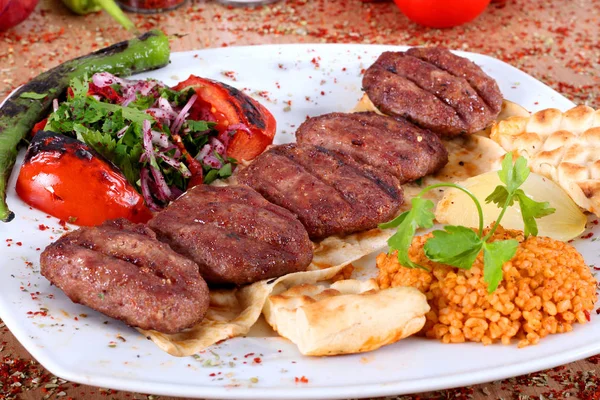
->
xmin=62 ymin=0 xmax=135 ymax=31
xmin=0 ymin=29 xmax=170 ymax=222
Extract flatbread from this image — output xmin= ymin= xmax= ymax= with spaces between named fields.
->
xmin=263 ymin=279 xmax=429 ymax=356
xmin=139 ymin=228 xmax=394 ymax=357
xmin=490 ymin=105 xmax=600 ymax=215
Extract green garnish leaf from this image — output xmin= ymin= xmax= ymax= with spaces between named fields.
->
xmin=513 ymin=189 xmax=556 ymax=237
xmin=203 ymin=169 xmax=219 ymax=185
xmin=482 ymin=240 xmax=518 ymax=293
xmin=20 ymin=91 xmax=47 ymax=100
xmin=382 ymin=151 xmax=556 ymax=293
xmin=187 ymin=120 xmax=216 ymax=133
xmin=378 ymin=211 xmax=408 ymax=229
xmin=424 ymin=226 xmax=483 ymax=270
xmin=218 ymin=163 xmax=233 ymax=178
xmin=386 ymin=197 xmax=435 ymax=270
xmin=485 ymin=185 xmax=511 ymax=208
xmin=70 ymin=76 xmax=89 ymax=98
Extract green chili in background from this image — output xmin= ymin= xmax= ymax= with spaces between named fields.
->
xmin=62 ymin=0 xmax=135 ymax=31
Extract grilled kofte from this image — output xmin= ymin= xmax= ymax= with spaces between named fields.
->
xmin=148 ymin=185 xmax=313 ymax=285
xmin=40 ymin=219 xmax=209 ymax=334
xmin=238 ymin=143 xmax=404 ymax=239
xmin=295 ymin=112 xmax=448 ymax=184
xmin=362 ymin=47 xmax=502 ymax=136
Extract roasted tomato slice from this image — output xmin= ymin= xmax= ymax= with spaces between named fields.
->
xmin=173 ymin=76 xmax=276 ymax=162
xmin=16 ymin=131 xmax=153 ymax=226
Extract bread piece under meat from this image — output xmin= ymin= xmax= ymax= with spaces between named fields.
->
xmin=263 ymin=279 xmax=429 ymax=356
xmin=490 ymin=105 xmax=600 ymax=215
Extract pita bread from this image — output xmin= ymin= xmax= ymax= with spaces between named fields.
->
xmin=490 ymin=105 xmax=600 ymax=215
xmin=263 ymin=279 xmax=429 ymax=356
xmin=138 ymin=228 xmax=394 ymax=357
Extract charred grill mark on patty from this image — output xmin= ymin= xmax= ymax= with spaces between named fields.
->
xmin=40 ymin=219 xmax=210 ymax=334
xmin=406 ymin=47 xmax=503 ymax=114
xmin=148 ymin=185 xmax=313 ymax=285
xmin=238 ymin=143 xmax=403 ymax=240
xmin=296 ymin=112 xmax=448 ymax=184
xmin=363 ymin=48 xmax=503 ymax=136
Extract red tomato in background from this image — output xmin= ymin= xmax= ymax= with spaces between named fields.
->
xmin=16 ymin=131 xmax=153 ymax=226
xmin=0 ymin=0 xmax=39 ymax=31
xmin=173 ymin=76 xmax=277 ymax=162
xmin=393 ymin=0 xmax=490 ymax=28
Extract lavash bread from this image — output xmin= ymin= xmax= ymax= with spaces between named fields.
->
xmin=490 ymin=105 xmax=600 ymax=215
xmin=263 ymin=279 xmax=429 ymax=356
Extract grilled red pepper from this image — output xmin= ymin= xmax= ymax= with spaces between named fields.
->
xmin=172 ymin=76 xmax=277 ymax=162
xmin=16 ymin=131 xmax=152 ymax=226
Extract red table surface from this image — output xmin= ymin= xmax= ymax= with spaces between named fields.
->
xmin=1 ymin=0 xmax=600 ymax=399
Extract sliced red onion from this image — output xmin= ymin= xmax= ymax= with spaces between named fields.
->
xmin=151 ymin=130 xmax=170 ymax=148
xmin=226 ymin=123 xmax=252 ymax=135
xmin=52 ymin=98 xmax=59 ymax=112
xmin=171 ymin=94 xmax=198 ymax=135
xmin=149 ymin=164 xmax=173 ymax=202
xmin=157 ymin=97 xmax=177 ymax=118
xmin=203 ymin=154 xmax=223 ymax=169
xmin=157 ymin=153 xmax=192 ymax=178
xmin=160 ymin=145 xmax=181 ymax=158
xmin=116 ymin=125 xmax=130 ymax=139
xmin=170 ymin=186 xmax=184 ymax=199
xmin=195 ymin=144 xmax=212 ymax=162
xmin=146 ymin=108 xmax=175 ymax=124
xmin=219 ymin=122 xmax=251 ymax=148
xmin=140 ymin=167 xmax=162 ymax=212
xmin=121 ymin=91 xmax=137 ymax=107
xmin=92 ymin=72 xmax=127 ymax=88
xmin=209 ymin=137 xmax=226 ymax=156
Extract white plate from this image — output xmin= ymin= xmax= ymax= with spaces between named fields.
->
xmin=0 ymin=44 xmax=592 ymax=400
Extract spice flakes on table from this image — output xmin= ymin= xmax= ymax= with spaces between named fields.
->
xmin=1 ymin=0 xmax=599 ymax=108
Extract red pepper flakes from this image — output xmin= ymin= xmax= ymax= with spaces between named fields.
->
xmin=294 ymin=376 xmax=309 ymax=383
xmin=38 ymin=224 xmax=48 ymax=231
xmin=244 ymin=352 xmax=255 ymax=358
xmin=222 ymin=70 xmax=237 ymax=81
xmin=253 ymin=357 xmax=261 ymax=364
xmin=581 ymin=232 xmax=594 ymax=239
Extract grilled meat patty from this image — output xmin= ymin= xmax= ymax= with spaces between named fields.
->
xmin=40 ymin=219 xmax=209 ymax=334
xmin=237 ymin=143 xmax=404 ymax=240
xmin=296 ymin=112 xmax=448 ymax=184
xmin=363 ymin=48 xmax=502 ymax=136
xmin=148 ymin=185 xmax=313 ymax=285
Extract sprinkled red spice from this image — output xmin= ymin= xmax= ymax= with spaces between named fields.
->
xmin=295 ymin=376 xmax=309 ymax=383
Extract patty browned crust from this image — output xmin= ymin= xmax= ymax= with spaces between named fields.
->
xmin=362 ymin=48 xmax=503 ymax=136
xmin=40 ymin=219 xmax=209 ymax=334
xmin=296 ymin=112 xmax=448 ymax=184
xmin=237 ymin=143 xmax=404 ymax=240
xmin=148 ymin=185 xmax=313 ymax=285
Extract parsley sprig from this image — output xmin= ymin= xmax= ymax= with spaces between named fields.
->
xmin=381 ymin=153 xmax=556 ymax=293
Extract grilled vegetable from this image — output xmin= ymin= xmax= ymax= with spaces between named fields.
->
xmin=0 ymin=29 xmax=170 ymax=222
xmin=16 ymin=131 xmax=152 ymax=226
xmin=61 ymin=0 xmax=135 ymax=31
xmin=173 ymin=76 xmax=277 ymax=163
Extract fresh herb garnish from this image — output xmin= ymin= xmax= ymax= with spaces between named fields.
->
xmin=45 ymin=74 xmax=226 ymax=209
xmin=20 ymin=91 xmax=47 ymax=100
xmin=382 ymin=152 xmax=555 ymax=293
